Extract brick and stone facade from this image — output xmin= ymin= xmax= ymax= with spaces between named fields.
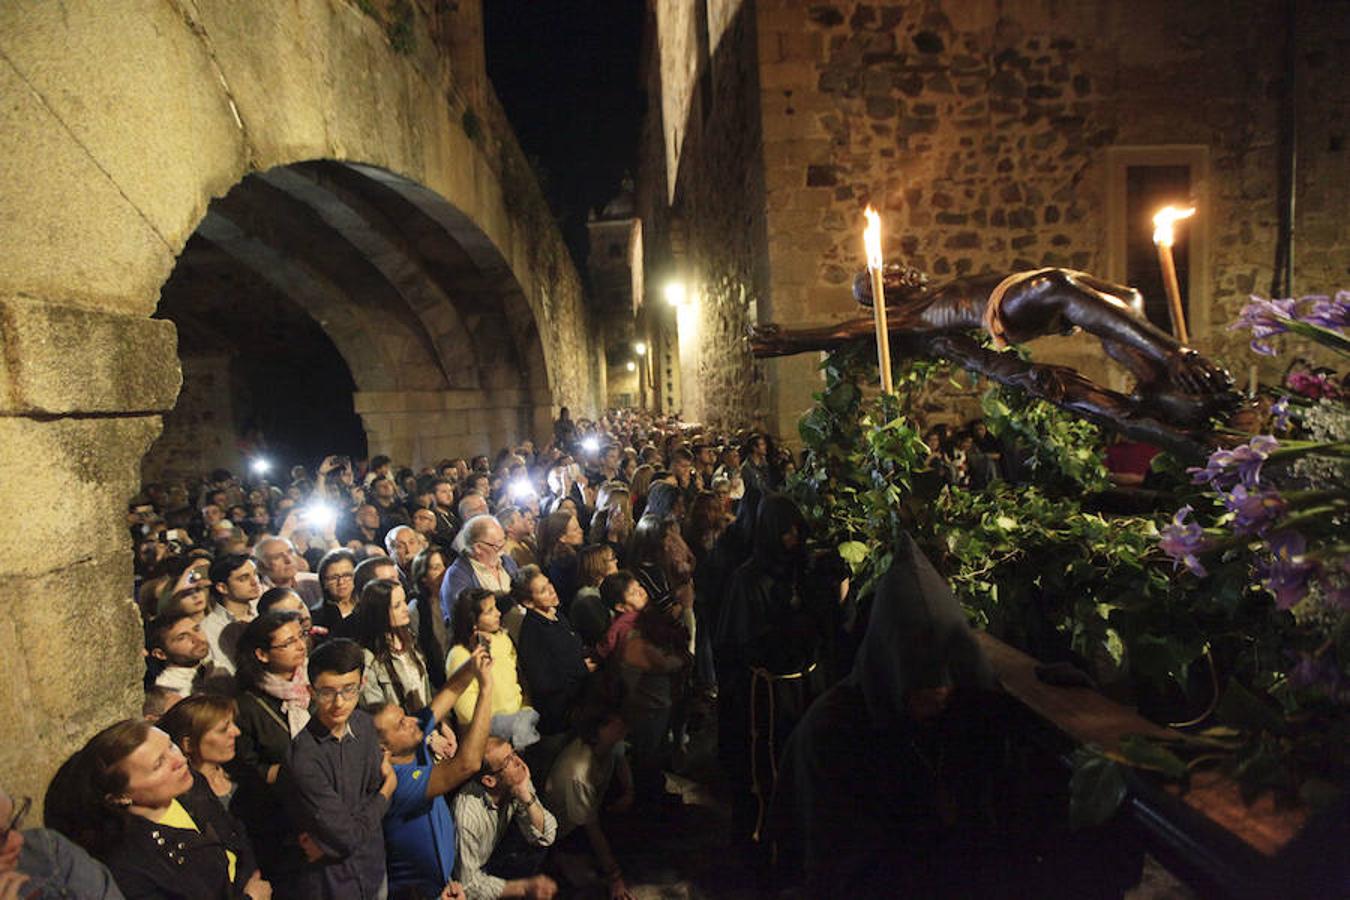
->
xmin=639 ymin=0 xmax=1350 ymax=437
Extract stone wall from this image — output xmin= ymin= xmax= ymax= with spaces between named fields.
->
xmin=0 ymin=0 xmax=595 ymax=809
xmin=476 ymin=86 xmax=599 ymax=417
xmin=140 ymin=354 xmax=243 ymax=484
xmin=642 ymin=0 xmax=771 ymax=431
xmin=355 ymin=388 xmax=550 ymax=463
xmin=644 ymin=0 xmax=1349 ymax=438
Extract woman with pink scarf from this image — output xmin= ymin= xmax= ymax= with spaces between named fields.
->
xmin=231 ymin=610 xmax=316 ymax=892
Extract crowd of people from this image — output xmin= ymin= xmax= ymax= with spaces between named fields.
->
xmin=0 ymin=402 xmax=1193 ymax=899
xmin=923 ymin=418 xmax=1163 ymax=489
xmin=11 ymin=408 xmax=876 ymax=900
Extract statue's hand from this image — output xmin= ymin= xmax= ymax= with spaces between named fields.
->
xmin=1167 ymin=349 xmax=1234 ymax=395
xmin=1018 ymin=363 xmax=1085 ymax=401
xmin=749 ymin=323 xmax=786 ymax=355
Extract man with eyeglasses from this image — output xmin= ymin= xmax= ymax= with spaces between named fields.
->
xmin=452 ymin=737 xmax=557 ymax=899
xmin=0 ymin=786 xmax=123 ymax=898
xmin=440 ymin=516 xmax=520 ymax=633
xmin=290 ymin=639 xmax=398 ymax=899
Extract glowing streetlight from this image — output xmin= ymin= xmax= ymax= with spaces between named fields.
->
xmin=663 ymin=281 xmax=686 ymax=307
xmin=626 ymin=360 xmax=636 ymax=372
xmin=634 ymin=341 xmax=647 ymax=357
xmin=250 ymin=457 xmax=271 ymax=476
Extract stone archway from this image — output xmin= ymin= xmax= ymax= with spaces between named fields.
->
xmin=0 ymin=0 xmax=596 ymax=804
xmin=149 ymin=160 xmax=560 ymax=478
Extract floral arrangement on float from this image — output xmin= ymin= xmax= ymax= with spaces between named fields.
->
xmin=789 ymin=290 xmax=1348 ymax=827
xmin=1117 ymin=291 xmax=1350 ymax=821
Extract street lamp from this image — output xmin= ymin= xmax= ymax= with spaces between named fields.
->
xmin=663 ymin=281 xmax=686 ymax=307
xmin=634 ymin=341 xmax=647 ymax=356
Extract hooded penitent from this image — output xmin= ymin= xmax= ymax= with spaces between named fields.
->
xmin=768 ymin=532 xmax=995 ymax=892
xmin=847 ymin=531 xmax=994 ymax=728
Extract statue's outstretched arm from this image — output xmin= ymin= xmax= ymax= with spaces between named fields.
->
xmin=749 ymin=318 xmax=879 ymax=357
xmin=925 ymin=332 xmax=1210 ymax=458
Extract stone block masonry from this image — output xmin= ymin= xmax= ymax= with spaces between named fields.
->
xmin=0 ymin=0 xmax=598 ymax=811
xmin=644 ymin=0 xmax=1349 ymax=437
xmin=764 ymin=0 xmax=1348 ymax=387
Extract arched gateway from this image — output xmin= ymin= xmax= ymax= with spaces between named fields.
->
xmin=0 ymin=0 xmax=597 ymax=804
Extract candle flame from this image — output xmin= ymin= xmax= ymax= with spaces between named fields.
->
xmin=1152 ymin=205 xmax=1196 ymax=247
xmin=863 ymin=206 xmax=884 ymax=270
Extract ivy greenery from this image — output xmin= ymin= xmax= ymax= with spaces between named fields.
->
xmin=790 ymin=344 xmax=1165 ymax=668
xmin=790 ymin=343 xmax=1346 ymax=826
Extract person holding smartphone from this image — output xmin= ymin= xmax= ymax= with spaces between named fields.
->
xmin=445 ymin=589 xmax=529 ymax=732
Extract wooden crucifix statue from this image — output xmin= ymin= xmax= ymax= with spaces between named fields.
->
xmin=750 ymin=265 xmax=1240 ymax=458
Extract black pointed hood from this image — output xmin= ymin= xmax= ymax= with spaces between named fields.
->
xmin=847 ymin=532 xmax=994 ymax=728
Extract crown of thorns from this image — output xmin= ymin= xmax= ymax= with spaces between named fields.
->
xmin=885 ymin=263 xmax=929 ymax=290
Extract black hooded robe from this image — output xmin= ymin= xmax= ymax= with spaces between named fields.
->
xmin=767 ymin=532 xmax=1001 ymax=895
xmin=714 ymin=494 xmax=824 ymax=844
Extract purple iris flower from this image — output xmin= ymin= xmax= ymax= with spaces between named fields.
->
xmin=1187 ymin=435 xmax=1279 ymax=489
xmin=1287 ymin=653 xmax=1347 ymax=699
xmin=1301 ymin=291 xmax=1350 ymax=330
xmin=1160 ymin=505 xmax=1208 ymax=577
xmin=1231 ymin=296 xmax=1297 ymax=356
xmin=1221 ymin=484 xmax=1287 ymax=536
xmin=1260 ymin=531 xmax=1318 ymax=610
xmin=1270 ymin=397 xmax=1292 ymax=431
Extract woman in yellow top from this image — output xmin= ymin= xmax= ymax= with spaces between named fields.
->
xmin=44 ymin=719 xmax=269 ymax=899
xmin=445 ymin=587 xmax=538 ymax=747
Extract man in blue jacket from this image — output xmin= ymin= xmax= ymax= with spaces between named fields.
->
xmin=440 ymin=516 xmax=519 ymax=632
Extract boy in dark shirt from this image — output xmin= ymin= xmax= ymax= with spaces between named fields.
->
xmin=290 ymin=639 xmax=396 ymax=899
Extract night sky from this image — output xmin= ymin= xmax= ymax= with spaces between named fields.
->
xmin=484 ymin=0 xmax=646 ymax=271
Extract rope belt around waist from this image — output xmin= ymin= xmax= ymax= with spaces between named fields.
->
xmin=748 ymin=661 xmax=817 ymax=842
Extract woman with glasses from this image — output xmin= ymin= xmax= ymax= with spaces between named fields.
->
xmin=257 ymin=586 xmax=322 ymax=646
xmin=44 ymin=720 xmax=269 ymax=900
xmin=353 ymin=578 xmax=433 ymax=713
xmin=313 ymin=547 xmax=359 ymax=642
xmin=230 ymin=611 xmax=315 ymax=890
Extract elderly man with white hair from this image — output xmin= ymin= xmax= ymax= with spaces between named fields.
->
xmin=439 ymin=515 xmax=519 ymax=633
xmin=254 ymin=535 xmax=323 ymax=610
xmin=384 ymin=524 xmax=427 ymax=580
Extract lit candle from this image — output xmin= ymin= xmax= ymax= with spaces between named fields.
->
xmin=1152 ymin=205 xmax=1196 ymax=345
xmin=863 ymin=206 xmax=894 ymax=395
